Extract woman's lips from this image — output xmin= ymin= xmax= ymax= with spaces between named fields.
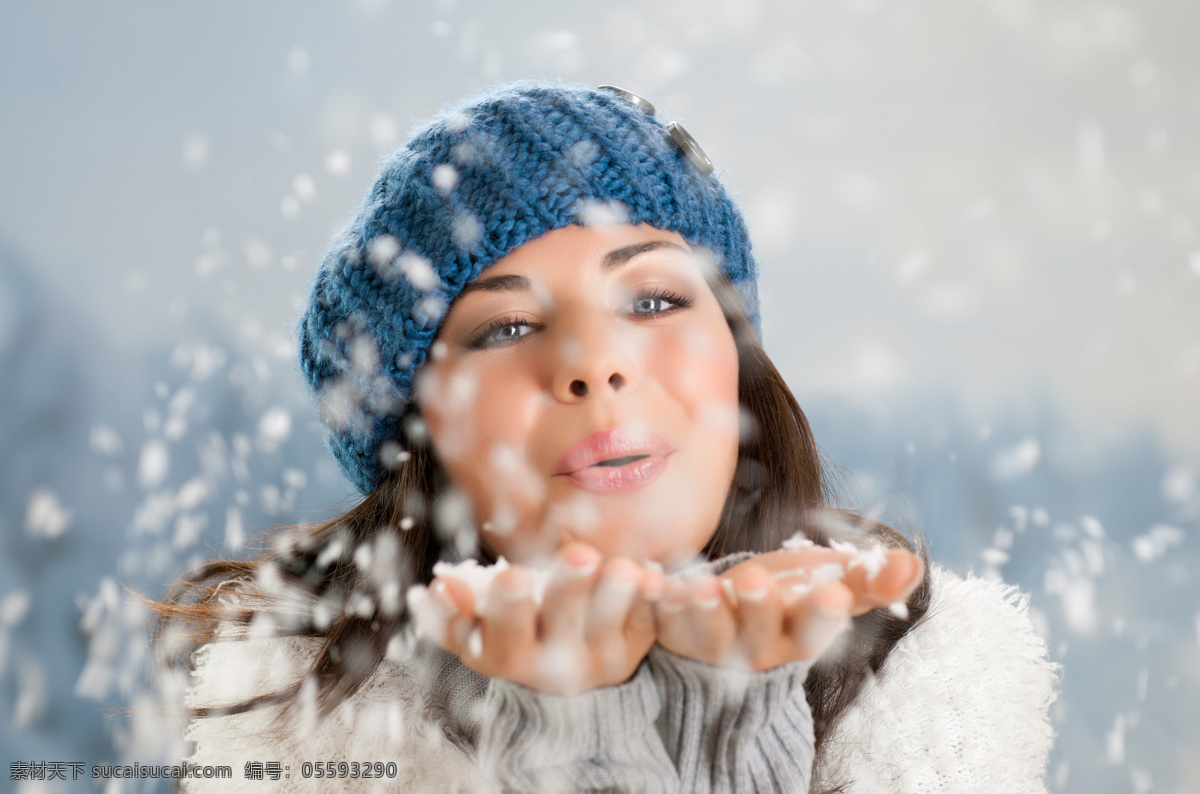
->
xmin=555 ymin=429 xmax=673 ymax=493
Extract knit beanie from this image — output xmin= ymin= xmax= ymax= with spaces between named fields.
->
xmin=298 ymin=81 xmax=759 ymax=494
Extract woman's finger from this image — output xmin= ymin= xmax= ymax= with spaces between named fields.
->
xmin=724 ymin=563 xmax=784 ymax=669
xmin=625 ymin=563 xmax=664 ymax=645
xmin=586 ymin=558 xmax=641 ymax=639
xmin=417 ymin=576 xmax=477 ymax=657
xmin=534 ymin=545 xmax=601 ymax=694
xmin=677 ymin=575 xmax=738 ymax=665
xmin=654 ymin=577 xmax=692 ymax=655
xmin=842 ymin=549 xmax=924 ymax=616
xmin=478 ymin=565 xmax=537 ymax=676
xmin=584 ymin=558 xmax=642 ymax=677
xmin=539 ymin=542 xmax=601 ymax=640
xmin=868 ymin=549 xmax=923 ymax=607
xmin=786 ymin=581 xmax=853 ymax=660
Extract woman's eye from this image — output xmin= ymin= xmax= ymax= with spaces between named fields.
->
xmin=633 ymin=297 xmax=670 ymax=314
xmin=472 ymin=321 xmax=536 ymax=349
xmin=631 ymin=291 xmax=691 ymax=316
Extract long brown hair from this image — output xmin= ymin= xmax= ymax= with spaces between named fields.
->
xmin=155 ymin=270 xmax=932 ymax=783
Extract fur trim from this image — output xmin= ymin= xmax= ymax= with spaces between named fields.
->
xmin=813 ymin=566 xmax=1061 ymax=793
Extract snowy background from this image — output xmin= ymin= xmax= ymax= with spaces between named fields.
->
xmin=2 ymin=0 xmax=1198 ymax=791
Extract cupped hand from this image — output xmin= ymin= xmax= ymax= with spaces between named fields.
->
xmin=420 ymin=543 xmax=664 ymax=695
xmin=655 ymin=545 xmax=923 ymax=672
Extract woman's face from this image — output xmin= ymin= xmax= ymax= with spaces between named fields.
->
xmin=417 ymin=223 xmax=740 ymax=566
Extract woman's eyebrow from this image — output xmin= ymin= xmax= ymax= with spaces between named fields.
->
xmin=458 ymin=241 xmax=688 ymax=297
xmin=459 ymin=273 xmax=531 ymax=295
xmin=602 ymin=241 xmax=688 ymax=270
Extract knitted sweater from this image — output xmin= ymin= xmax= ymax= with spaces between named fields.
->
xmin=181 ymin=565 xmax=1059 ymax=793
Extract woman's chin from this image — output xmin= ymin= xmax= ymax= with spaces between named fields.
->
xmin=559 ymin=513 xmax=710 ymax=565
xmin=480 ymin=479 xmax=716 ymax=565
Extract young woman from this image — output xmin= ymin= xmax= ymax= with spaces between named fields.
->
xmin=162 ymin=82 xmax=1059 ymax=792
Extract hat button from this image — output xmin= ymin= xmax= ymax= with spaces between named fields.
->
xmin=667 ymin=122 xmax=714 ymax=175
xmin=596 ymin=85 xmax=656 ymax=116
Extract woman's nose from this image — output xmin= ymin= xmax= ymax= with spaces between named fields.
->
xmin=566 ymin=371 xmax=625 ymax=398
xmin=551 ymin=321 xmax=637 ymax=403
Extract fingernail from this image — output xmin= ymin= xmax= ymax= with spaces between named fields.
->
xmin=888 ymin=601 xmax=909 ymax=619
xmin=901 ymin=558 xmax=924 ymax=596
xmin=570 ymin=559 xmax=598 ymax=578
xmin=641 ymin=577 xmax=665 ymax=602
xmin=660 ymin=594 xmax=685 ymax=613
xmin=693 ymin=578 xmax=721 ymax=609
xmin=561 ymin=548 xmax=600 ymax=578
xmin=500 ymin=577 xmax=531 ymax=602
xmin=780 ymin=582 xmax=812 ymax=606
xmin=720 ymin=578 xmax=739 ymax=607
xmin=660 ymin=578 xmax=688 ymax=613
xmin=736 ymin=582 xmax=769 ymax=603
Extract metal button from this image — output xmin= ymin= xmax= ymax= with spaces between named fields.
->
xmin=597 ymin=85 xmax=656 ymax=116
xmin=667 ymin=122 xmax=714 ymax=175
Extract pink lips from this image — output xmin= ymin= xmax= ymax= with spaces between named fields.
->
xmin=555 ymin=428 xmax=673 ymax=493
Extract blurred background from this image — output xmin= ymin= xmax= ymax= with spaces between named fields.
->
xmin=1 ymin=0 xmax=1197 ymax=791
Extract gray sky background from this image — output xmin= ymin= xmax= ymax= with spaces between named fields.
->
xmin=2 ymin=0 xmax=1198 ymax=462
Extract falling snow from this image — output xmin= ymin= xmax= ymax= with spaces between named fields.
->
xmin=181 ymin=133 xmax=210 ymax=170
xmin=432 ymin=163 xmax=458 ymax=195
xmin=576 ymin=198 xmax=631 ymax=227
xmin=293 ymin=173 xmax=317 ymax=202
xmin=398 ymin=253 xmax=441 ymax=291
xmin=256 ymin=406 xmax=292 ymax=447
xmin=451 ymin=213 xmax=483 ymax=249
xmin=1131 ymin=524 xmax=1184 ymax=563
xmin=326 ymin=149 xmax=351 ymax=176
xmin=25 ymin=489 xmax=72 ymax=539
xmin=89 ymin=424 xmax=124 ymax=456
xmin=137 ymin=440 xmax=170 ymax=489
xmin=990 ymin=438 xmax=1042 ymax=481
xmin=1 ymin=590 xmax=31 ymax=627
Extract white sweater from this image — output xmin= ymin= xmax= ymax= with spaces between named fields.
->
xmin=181 ymin=565 xmax=1059 ymax=793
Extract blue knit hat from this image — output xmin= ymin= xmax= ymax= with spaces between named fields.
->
xmin=298 ymin=81 xmax=759 ymax=494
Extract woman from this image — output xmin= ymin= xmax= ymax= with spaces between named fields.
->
xmin=162 ymin=82 xmax=1059 ymax=792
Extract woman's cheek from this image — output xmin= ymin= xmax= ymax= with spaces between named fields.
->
xmin=664 ymin=325 xmax=739 ymax=416
xmin=453 ymin=363 xmax=551 ymax=532
xmin=677 ymin=325 xmax=740 ymax=498
xmin=417 ymin=366 xmax=480 ymax=465
xmin=480 ymin=441 xmax=548 ymax=530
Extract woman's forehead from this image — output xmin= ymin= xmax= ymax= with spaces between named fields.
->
xmin=482 ymin=224 xmax=693 ymax=279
